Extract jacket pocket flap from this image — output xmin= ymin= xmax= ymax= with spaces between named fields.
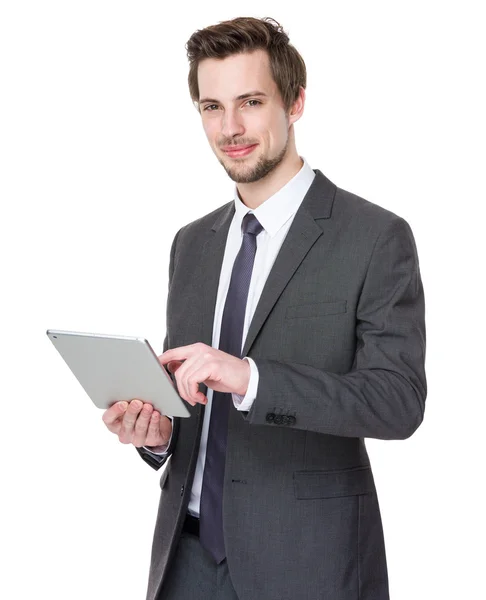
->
xmin=293 ymin=466 xmax=373 ymax=499
xmin=286 ymin=300 xmax=347 ymax=319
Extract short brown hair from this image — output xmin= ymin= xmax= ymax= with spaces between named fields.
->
xmin=186 ymin=17 xmax=307 ymax=113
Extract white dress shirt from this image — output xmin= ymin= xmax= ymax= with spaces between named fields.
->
xmin=147 ymin=156 xmax=316 ymax=518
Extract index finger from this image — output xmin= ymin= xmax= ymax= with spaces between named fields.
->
xmin=102 ymin=401 xmax=128 ymax=426
xmin=158 ymin=344 xmax=197 ymax=365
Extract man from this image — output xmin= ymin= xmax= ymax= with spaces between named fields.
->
xmin=102 ymin=16 xmax=426 ymax=600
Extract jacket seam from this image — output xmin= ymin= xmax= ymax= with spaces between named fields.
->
xmin=357 ymin=494 xmax=362 ymax=600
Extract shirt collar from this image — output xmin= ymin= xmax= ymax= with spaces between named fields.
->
xmin=233 ymin=156 xmax=316 ymax=238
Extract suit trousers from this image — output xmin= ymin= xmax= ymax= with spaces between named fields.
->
xmin=157 ymin=529 xmax=239 ymax=600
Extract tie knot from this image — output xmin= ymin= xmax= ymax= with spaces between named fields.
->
xmin=242 ymin=212 xmax=263 ymax=237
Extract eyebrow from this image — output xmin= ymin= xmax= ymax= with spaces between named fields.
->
xmin=198 ymin=90 xmax=268 ymax=106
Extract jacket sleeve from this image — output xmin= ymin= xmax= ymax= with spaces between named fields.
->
xmin=137 ymin=227 xmax=182 ymax=470
xmin=245 ymin=216 xmax=427 ymax=440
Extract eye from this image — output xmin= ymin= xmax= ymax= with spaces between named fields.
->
xmin=203 ymin=99 xmax=261 ymax=112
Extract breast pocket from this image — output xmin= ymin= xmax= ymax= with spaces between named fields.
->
xmin=280 ymin=299 xmax=353 ymax=364
xmin=286 ymin=300 xmax=347 ymax=319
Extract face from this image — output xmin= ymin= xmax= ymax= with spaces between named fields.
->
xmin=197 ymin=49 xmax=298 ymax=183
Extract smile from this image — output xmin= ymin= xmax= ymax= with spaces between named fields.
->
xmin=223 ymin=144 xmax=258 ymax=158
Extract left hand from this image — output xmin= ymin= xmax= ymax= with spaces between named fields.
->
xmin=158 ymin=343 xmax=251 ymax=406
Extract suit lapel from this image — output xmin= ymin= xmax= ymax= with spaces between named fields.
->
xmin=195 ymin=168 xmax=337 ymax=362
xmin=242 ymin=218 xmax=321 ymax=357
xmin=242 ymin=170 xmax=336 ymax=356
xmin=198 ymin=201 xmax=235 ymax=351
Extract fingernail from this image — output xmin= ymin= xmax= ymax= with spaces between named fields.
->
xmin=119 ymin=402 xmax=128 ymax=411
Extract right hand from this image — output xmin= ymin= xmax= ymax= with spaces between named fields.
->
xmin=102 ymin=399 xmax=172 ymax=448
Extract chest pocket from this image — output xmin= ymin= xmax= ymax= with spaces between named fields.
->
xmin=279 ymin=299 xmax=354 ymax=366
xmin=286 ymin=300 xmax=347 ymax=319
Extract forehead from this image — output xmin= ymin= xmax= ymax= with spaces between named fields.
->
xmin=197 ymin=49 xmax=277 ymax=102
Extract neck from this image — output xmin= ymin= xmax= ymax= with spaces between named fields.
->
xmin=236 ymin=152 xmax=304 ymax=210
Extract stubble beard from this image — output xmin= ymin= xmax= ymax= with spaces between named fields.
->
xmin=218 ymin=137 xmax=289 ymax=184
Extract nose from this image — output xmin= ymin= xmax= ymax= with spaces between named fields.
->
xmin=221 ymin=107 xmax=245 ymax=139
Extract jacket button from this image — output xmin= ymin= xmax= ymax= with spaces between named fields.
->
xmin=274 ymin=415 xmax=283 ymax=425
xmin=288 ymin=416 xmax=296 ymax=425
xmin=266 ymin=413 xmax=275 ymax=423
xmin=180 ymin=485 xmax=184 ymax=496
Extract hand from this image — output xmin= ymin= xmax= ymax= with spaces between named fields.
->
xmin=158 ymin=343 xmax=251 ymax=406
xmin=102 ymin=400 xmax=172 ymax=448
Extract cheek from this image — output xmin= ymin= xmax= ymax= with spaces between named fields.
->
xmin=276 ymin=113 xmax=290 ymax=137
xmin=265 ymin=112 xmax=287 ymax=141
xmin=202 ymin=118 xmax=219 ymax=140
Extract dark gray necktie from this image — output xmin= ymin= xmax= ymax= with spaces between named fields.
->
xmin=199 ymin=212 xmax=263 ymax=564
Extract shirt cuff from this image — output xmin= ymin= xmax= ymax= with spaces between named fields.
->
xmin=142 ymin=444 xmax=169 ymax=456
xmin=232 ymin=357 xmax=259 ymax=411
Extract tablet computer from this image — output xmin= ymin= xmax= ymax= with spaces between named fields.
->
xmin=46 ymin=329 xmax=190 ymax=417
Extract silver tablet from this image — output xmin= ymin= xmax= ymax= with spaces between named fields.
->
xmin=46 ymin=329 xmax=190 ymax=417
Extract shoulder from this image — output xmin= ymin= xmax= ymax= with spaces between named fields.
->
xmin=175 ymin=200 xmax=233 ymax=244
xmin=330 ymin=183 xmax=417 ymax=248
xmin=334 ymin=185 xmax=405 ymax=228
xmin=331 ymin=185 xmax=419 ymax=264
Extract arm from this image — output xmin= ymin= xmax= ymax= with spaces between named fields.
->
xmin=245 ymin=217 xmax=426 ymax=440
xmin=136 ymin=227 xmax=182 ymax=470
xmin=232 ymin=357 xmax=259 ymax=410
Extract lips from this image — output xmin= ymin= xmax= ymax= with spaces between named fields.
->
xmin=222 ymin=144 xmax=258 ymax=157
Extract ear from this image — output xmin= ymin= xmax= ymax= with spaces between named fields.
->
xmin=288 ymin=86 xmax=306 ymax=126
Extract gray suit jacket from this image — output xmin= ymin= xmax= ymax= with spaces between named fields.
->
xmin=137 ymin=170 xmax=427 ymax=600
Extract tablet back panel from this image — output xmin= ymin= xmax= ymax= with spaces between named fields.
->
xmin=46 ymin=329 xmax=190 ymax=417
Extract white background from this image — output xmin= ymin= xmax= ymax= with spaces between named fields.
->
xmin=1 ymin=1 xmax=484 ymax=598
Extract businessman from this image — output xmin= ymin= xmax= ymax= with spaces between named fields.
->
xmin=102 ymin=16 xmax=426 ymax=600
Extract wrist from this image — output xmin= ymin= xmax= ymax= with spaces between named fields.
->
xmin=237 ymin=357 xmax=251 ymax=396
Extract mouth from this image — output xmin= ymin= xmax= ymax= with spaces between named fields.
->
xmin=222 ymin=144 xmax=258 ymax=158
